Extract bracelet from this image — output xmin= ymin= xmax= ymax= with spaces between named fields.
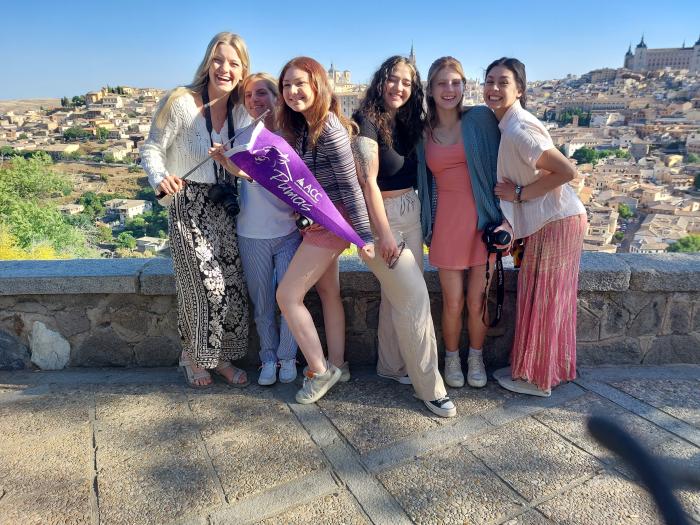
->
xmin=514 ymin=185 xmax=523 ymax=203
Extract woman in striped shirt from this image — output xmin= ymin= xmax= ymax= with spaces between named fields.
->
xmin=275 ymin=57 xmax=374 ymax=404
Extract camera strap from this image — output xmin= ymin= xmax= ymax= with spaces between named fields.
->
xmin=202 ymin=87 xmax=236 ymax=189
xmin=482 ymin=251 xmax=504 ymax=328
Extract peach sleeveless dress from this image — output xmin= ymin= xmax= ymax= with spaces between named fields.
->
xmin=425 ymin=137 xmax=488 ymax=270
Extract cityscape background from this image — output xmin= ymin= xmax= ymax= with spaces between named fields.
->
xmin=1 ymin=1 xmax=700 ymax=259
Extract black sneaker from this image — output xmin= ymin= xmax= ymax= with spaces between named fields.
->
xmin=424 ymin=396 xmax=457 ymax=418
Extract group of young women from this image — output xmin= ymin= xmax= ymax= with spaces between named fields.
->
xmin=141 ymin=32 xmax=586 ymax=419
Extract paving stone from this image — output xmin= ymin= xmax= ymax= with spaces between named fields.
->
xmin=533 ymin=392 xmax=672 ymax=461
xmin=610 ymin=379 xmax=700 ymax=428
xmin=378 ymin=444 xmax=525 ymax=524
xmin=188 ymin=386 xmax=293 ymax=439
xmin=467 ymin=417 xmax=602 ymax=502
xmin=537 ymin=471 xmax=662 ymax=524
xmin=502 ymin=511 xmax=556 ymax=524
xmin=0 ymin=391 xmax=92 ymax=525
xmin=256 ymin=491 xmax=369 ymax=525
xmin=647 ymin=438 xmax=700 ymax=521
xmin=94 ymin=390 xmax=223 ymax=525
xmin=317 ymin=377 xmax=441 ymax=454
xmin=207 ymin=417 xmax=325 ymax=502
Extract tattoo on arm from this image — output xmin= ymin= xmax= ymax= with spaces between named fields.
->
xmin=352 ymin=137 xmax=378 ymax=183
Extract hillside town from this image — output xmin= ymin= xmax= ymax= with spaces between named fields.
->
xmin=1 ymin=38 xmax=700 ymax=256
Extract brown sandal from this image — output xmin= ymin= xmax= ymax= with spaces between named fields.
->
xmin=211 ymin=362 xmax=249 ymax=388
xmin=179 ymin=353 xmax=213 ymax=389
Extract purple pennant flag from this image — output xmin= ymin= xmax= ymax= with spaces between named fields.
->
xmin=226 ymin=122 xmax=366 ymax=248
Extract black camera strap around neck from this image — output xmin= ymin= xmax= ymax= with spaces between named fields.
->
xmin=301 ymin=124 xmax=318 ymax=176
xmin=202 ymin=86 xmax=236 ymax=187
xmin=482 ymin=250 xmax=504 ymax=328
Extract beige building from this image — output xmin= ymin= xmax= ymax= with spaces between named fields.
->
xmin=624 ymin=35 xmax=700 ymax=73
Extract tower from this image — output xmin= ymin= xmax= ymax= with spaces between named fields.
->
xmin=624 ymin=43 xmax=634 ymax=69
xmin=409 ymin=43 xmax=416 ymax=66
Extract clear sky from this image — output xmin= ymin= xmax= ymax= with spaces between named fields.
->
xmin=2 ymin=0 xmax=699 ymax=100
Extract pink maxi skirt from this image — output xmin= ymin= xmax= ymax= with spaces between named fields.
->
xmin=510 ymin=214 xmax=587 ymax=391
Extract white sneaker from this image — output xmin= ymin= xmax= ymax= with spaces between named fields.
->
xmin=444 ymin=354 xmax=465 ymax=388
xmin=303 ymin=361 xmax=351 ymax=382
xmin=258 ymin=361 xmax=277 ymax=386
xmin=497 ymin=376 xmax=551 ymax=397
xmin=467 ymin=354 xmax=487 ymax=388
xmin=377 ymin=372 xmax=412 ymax=385
xmin=278 ymin=359 xmax=297 ymax=383
xmin=424 ymin=396 xmax=457 ymax=418
xmin=295 ymin=363 xmax=342 ymax=404
xmin=338 ymin=361 xmax=351 ymax=383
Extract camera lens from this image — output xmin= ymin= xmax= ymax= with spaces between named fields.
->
xmin=495 ymin=230 xmax=511 ymax=246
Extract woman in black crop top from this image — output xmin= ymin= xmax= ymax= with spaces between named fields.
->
xmin=352 ymin=56 xmax=455 ymax=418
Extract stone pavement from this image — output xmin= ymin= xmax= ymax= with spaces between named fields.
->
xmin=0 ymin=365 xmax=698 ymax=525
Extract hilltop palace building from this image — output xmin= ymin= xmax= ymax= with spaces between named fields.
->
xmin=624 ymin=35 xmax=700 ymax=73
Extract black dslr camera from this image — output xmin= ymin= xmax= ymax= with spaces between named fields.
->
xmin=482 ymin=223 xmax=511 ymax=253
xmin=208 ymin=184 xmax=240 ymax=218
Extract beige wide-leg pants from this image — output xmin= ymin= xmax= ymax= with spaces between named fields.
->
xmin=363 ymin=191 xmax=446 ymax=401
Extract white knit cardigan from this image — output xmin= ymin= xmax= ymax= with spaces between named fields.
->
xmin=140 ymin=92 xmax=251 ymax=190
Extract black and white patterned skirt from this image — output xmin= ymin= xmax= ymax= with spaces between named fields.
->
xmin=169 ymin=182 xmax=248 ymax=367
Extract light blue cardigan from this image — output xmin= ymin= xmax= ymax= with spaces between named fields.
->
xmin=416 ymin=105 xmax=502 ymax=245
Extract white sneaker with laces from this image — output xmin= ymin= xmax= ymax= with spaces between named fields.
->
xmin=467 ymin=354 xmax=487 ymax=388
xmin=295 ymin=363 xmax=342 ymax=404
xmin=377 ymin=372 xmax=412 ymax=385
xmin=278 ymin=359 xmax=297 ymax=383
xmin=424 ymin=396 xmax=457 ymax=418
xmin=258 ymin=361 xmax=277 ymax=386
xmin=444 ymin=354 xmax=465 ymax=388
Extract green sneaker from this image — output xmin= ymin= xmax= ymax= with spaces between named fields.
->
xmin=295 ymin=363 xmax=342 ymax=404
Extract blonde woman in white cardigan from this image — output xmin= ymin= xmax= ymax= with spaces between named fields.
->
xmin=141 ymin=32 xmax=252 ymax=388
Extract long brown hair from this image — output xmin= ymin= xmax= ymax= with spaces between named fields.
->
xmin=425 ymin=56 xmax=467 ymax=131
xmin=277 ymin=57 xmax=356 ymax=148
xmin=155 ymin=32 xmax=249 ymax=127
xmin=355 ymin=55 xmax=425 ymax=149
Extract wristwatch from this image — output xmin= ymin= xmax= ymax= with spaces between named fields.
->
xmin=514 ymin=185 xmax=523 ymax=203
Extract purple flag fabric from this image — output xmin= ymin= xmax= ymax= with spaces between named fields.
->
xmin=227 ymin=123 xmax=366 ymax=248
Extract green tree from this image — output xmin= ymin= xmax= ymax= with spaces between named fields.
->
xmin=687 ymin=153 xmax=700 ymax=164
xmin=618 ymin=203 xmax=634 ymax=219
xmin=116 ymin=232 xmax=136 ymax=250
xmin=667 ymin=235 xmax=700 ymax=253
xmin=613 ymin=232 xmax=624 ymax=242
xmin=95 ymin=127 xmax=109 ymax=141
xmin=61 ymin=96 xmax=70 ymax=107
xmin=572 ymin=147 xmax=597 ymax=165
xmin=103 ymin=152 xmax=116 ymax=163
xmin=71 ymin=95 xmax=85 ymax=107
xmin=124 ymin=216 xmax=146 ymax=237
xmin=614 ymin=149 xmax=632 ymax=159
xmin=63 ymin=126 xmax=90 ymax=141
xmin=97 ymin=224 xmax=113 ymax=243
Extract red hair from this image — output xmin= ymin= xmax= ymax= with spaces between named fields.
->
xmin=277 ymin=56 xmax=355 ymax=147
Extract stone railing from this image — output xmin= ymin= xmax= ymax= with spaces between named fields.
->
xmin=1 ymin=253 xmax=699 ymax=370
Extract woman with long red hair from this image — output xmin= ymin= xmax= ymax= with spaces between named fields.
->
xmin=275 ymin=57 xmax=374 ymax=404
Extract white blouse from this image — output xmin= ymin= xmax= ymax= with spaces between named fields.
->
xmin=140 ymin=91 xmax=251 ymax=190
xmin=497 ymin=100 xmax=585 ymax=239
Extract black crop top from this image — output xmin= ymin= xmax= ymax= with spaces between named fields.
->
xmin=354 ymin=113 xmax=418 ymax=191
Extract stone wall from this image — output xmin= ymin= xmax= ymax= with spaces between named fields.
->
xmin=1 ymin=253 xmax=699 ymax=370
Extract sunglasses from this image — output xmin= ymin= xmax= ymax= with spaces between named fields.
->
xmin=387 ymin=240 xmax=406 ymax=269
